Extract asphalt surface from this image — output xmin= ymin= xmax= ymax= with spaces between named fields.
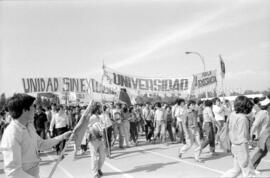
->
xmin=1 ymin=137 xmax=270 ymax=178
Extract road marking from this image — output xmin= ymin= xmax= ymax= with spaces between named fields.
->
xmin=44 ymin=153 xmax=75 ymax=178
xmin=136 ymin=147 xmax=224 ymax=174
xmin=262 ymin=159 xmax=270 ymax=163
xmin=105 ymin=162 xmax=134 ymax=178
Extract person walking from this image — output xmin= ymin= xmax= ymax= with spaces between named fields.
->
xmin=178 ymin=100 xmax=202 ymax=162
xmin=49 ymin=105 xmax=70 ymax=155
xmin=222 ymin=96 xmax=255 ymax=178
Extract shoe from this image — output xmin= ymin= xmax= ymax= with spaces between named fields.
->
xmin=195 ymin=158 xmax=203 ymax=163
xmin=255 ymin=169 xmax=261 ymax=175
xmin=178 ymin=153 xmax=182 ymax=158
xmin=98 ymin=169 xmax=103 ymax=176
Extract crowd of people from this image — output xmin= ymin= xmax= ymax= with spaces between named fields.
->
xmin=0 ymin=93 xmax=270 ymax=178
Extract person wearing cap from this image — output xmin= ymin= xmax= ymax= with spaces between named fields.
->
xmin=1 ymin=93 xmax=72 ymax=178
xmin=250 ymin=97 xmax=270 ymax=174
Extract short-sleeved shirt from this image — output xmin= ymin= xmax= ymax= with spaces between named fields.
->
xmin=228 ymin=112 xmax=250 ymax=145
xmin=203 ymin=107 xmax=214 ymax=123
xmin=213 ymin=105 xmax=225 ymax=121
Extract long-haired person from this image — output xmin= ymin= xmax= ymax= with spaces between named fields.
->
xmin=222 ymin=96 xmax=255 ymax=178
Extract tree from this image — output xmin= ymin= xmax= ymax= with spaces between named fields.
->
xmin=0 ymin=93 xmax=6 ymax=111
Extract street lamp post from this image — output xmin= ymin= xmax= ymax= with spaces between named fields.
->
xmin=185 ymin=51 xmax=208 ymax=98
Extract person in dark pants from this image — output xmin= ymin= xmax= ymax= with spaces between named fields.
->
xmin=165 ymin=106 xmax=174 ymax=142
xmin=129 ymin=107 xmax=138 ymax=145
xmin=101 ymin=105 xmax=113 ymax=156
xmin=200 ymin=100 xmax=216 ymax=155
xmin=50 ymin=105 xmax=70 ymax=155
xmin=34 ymin=105 xmax=48 ymax=139
xmin=143 ymin=103 xmax=154 ymax=142
xmin=251 ymin=133 xmax=270 ymax=170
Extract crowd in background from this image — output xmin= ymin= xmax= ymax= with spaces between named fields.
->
xmin=0 ymin=94 xmax=270 ymax=177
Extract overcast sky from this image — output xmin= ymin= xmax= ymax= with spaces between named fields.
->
xmin=0 ymin=0 xmax=270 ymax=96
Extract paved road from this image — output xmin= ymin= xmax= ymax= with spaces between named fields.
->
xmin=1 ymin=138 xmax=270 ymax=178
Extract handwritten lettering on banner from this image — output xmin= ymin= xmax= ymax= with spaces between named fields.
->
xmin=22 ymin=78 xmax=116 ymax=95
xmin=193 ymin=70 xmax=217 ymax=88
xmin=103 ymin=69 xmax=190 ymax=92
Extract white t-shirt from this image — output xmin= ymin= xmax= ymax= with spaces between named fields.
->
xmin=174 ymin=106 xmax=186 ymax=122
xmin=213 ymin=105 xmax=225 ymax=121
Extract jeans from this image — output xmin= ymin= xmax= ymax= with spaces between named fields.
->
xmin=55 ymin=127 xmax=68 ymax=154
xmin=154 ymin=120 xmax=166 ymax=142
xmin=176 ymin=121 xmax=185 ymax=143
xmin=166 ymin=122 xmax=174 ymax=142
xmin=113 ymin=122 xmax=125 ymax=148
xmin=145 ymin=120 xmax=154 ymax=141
xmin=215 ymin=120 xmax=224 ymax=143
xmin=201 ymin=122 xmax=215 ymax=152
xmin=251 ymin=136 xmax=270 ymax=169
xmin=222 ymin=144 xmax=255 ymax=178
xmin=123 ymin=120 xmax=130 ymax=146
xmin=89 ymin=140 xmax=106 ymax=177
xmin=103 ymin=126 xmax=113 ymax=150
xmin=130 ymin=122 xmax=138 ymax=143
xmin=180 ymin=128 xmax=201 ymax=159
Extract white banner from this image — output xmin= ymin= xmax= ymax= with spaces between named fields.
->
xmin=103 ymin=67 xmax=192 ymax=95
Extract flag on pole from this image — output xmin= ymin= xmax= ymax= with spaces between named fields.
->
xmin=119 ymin=88 xmax=132 ymax=106
xmin=219 ymin=55 xmax=226 ymax=78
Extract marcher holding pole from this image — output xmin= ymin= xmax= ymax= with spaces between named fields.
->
xmin=1 ymin=93 xmax=72 ymax=178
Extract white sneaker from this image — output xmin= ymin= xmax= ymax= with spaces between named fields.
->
xmin=255 ymin=169 xmax=261 ymax=175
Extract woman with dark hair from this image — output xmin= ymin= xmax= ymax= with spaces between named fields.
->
xmin=200 ymin=100 xmax=216 ymax=155
xmin=222 ymin=96 xmax=255 ymax=178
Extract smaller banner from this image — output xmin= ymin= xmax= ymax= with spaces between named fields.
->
xmin=193 ymin=70 xmax=217 ymax=89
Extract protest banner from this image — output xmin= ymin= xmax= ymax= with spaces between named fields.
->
xmin=192 ymin=70 xmax=217 ymax=89
xmin=102 ymin=66 xmax=192 ymax=94
xmin=22 ymin=77 xmax=116 ymax=95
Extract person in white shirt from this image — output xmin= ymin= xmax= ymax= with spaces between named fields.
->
xmin=153 ymin=102 xmax=166 ymax=143
xmin=88 ymin=103 xmax=106 ymax=178
xmin=212 ymin=98 xmax=225 ymax=144
xmin=1 ymin=93 xmax=71 ymax=178
xmin=200 ymin=100 xmax=216 ymax=155
xmin=112 ymin=103 xmax=125 ymax=148
xmin=50 ymin=105 xmax=70 ymax=155
xmin=174 ymin=99 xmax=186 ymax=144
